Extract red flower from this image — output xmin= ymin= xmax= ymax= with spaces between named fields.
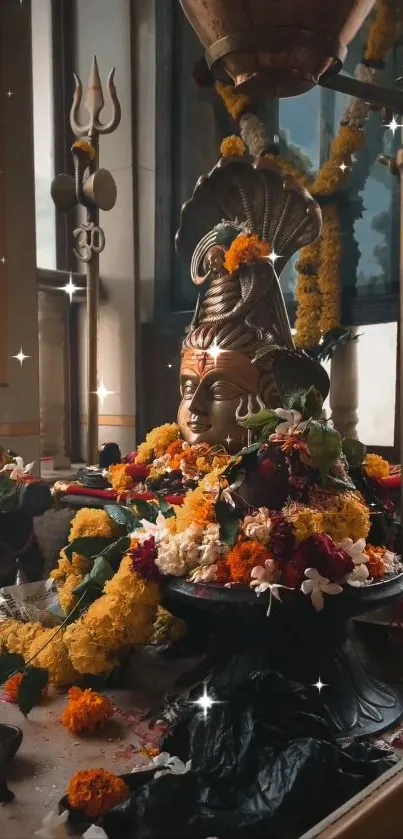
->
xmin=131 ymin=537 xmax=161 ymax=582
xmin=286 ymin=533 xmax=353 ymax=588
xmin=258 ymin=458 xmax=277 ymax=481
xmin=270 ymin=515 xmax=295 ymax=562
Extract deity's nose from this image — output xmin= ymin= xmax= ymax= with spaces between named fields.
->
xmin=188 ymin=385 xmax=208 ymax=416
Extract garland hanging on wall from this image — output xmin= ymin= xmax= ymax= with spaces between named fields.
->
xmin=207 ymin=0 xmax=398 ymax=354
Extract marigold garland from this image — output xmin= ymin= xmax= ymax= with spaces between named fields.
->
xmin=224 ymin=233 xmax=271 ymax=274
xmin=136 ymin=423 xmax=179 ymax=465
xmin=61 ymin=687 xmax=114 ymax=734
xmin=67 ymin=769 xmax=129 ymax=819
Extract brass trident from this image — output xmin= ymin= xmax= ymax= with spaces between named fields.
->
xmin=51 ymin=56 xmax=121 ymax=466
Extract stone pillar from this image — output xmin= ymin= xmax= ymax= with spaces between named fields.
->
xmin=329 ymin=331 xmax=359 ymax=439
xmin=38 ymin=291 xmax=71 ymax=469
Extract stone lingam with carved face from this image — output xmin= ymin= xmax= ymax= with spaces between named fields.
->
xmin=176 ymin=156 xmax=329 ymax=452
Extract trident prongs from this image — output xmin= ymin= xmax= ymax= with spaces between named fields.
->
xmin=70 ymin=56 xmax=121 ymax=139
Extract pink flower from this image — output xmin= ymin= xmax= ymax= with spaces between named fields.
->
xmin=131 ymin=537 xmax=161 ymax=582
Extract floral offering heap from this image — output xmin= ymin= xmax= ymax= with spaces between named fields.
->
xmin=0 ymin=387 xmax=399 ymax=689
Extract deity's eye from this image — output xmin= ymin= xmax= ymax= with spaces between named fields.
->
xmin=210 ymin=381 xmax=243 ymax=400
xmin=181 ymin=380 xmax=197 ymax=398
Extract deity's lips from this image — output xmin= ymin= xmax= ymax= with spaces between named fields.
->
xmin=181 ymin=348 xmax=260 ymax=393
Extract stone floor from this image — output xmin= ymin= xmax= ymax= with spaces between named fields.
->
xmin=2 ymin=689 xmax=163 ymax=838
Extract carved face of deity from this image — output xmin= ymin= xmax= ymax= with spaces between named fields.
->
xmin=178 ymin=347 xmax=260 ymax=451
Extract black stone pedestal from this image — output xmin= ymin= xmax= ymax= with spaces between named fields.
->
xmin=163 ymin=573 xmax=403 ymax=740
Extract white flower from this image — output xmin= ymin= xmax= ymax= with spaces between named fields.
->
xmin=383 ymin=550 xmax=399 ymax=573
xmin=250 ymin=559 xmax=281 ymax=594
xmin=177 ymin=523 xmax=204 ymax=570
xmin=34 ymin=810 xmax=69 ymax=839
xmin=301 ymin=568 xmax=343 ymax=611
xmin=153 ymin=752 xmax=191 ymax=779
xmin=345 ymin=563 xmax=369 ymax=588
xmin=82 ymin=827 xmax=109 ymax=839
xmin=198 ymin=523 xmax=226 ymax=566
xmin=0 ymin=456 xmax=35 ymax=480
xmin=188 ymin=564 xmax=218 ymax=583
xmin=155 ymin=537 xmax=186 ymax=577
xmin=273 ymin=409 xmax=307 ymax=435
xmin=139 ymin=512 xmax=170 ymax=543
xmin=243 ymin=508 xmax=272 ymax=545
xmin=338 ymin=537 xmax=367 ymax=565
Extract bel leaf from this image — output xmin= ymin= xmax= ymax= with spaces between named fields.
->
xmin=65 ymin=536 xmax=113 ymax=560
xmin=261 ymin=417 xmax=280 ymax=440
xmin=342 ymin=437 xmax=367 ymax=468
xmin=215 ymin=500 xmax=240 ymax=547
xmin=89 ymin=555 xmax=115 ymax=588
xmin=18 ymin=667 xmax=49 ymax=716
xmin=155 ymin=494 xmax=176 ymax=518
xmin=307 ymin=420 xmax=342 ymax=479
xmin=99 ymin=535 xmax=131 ymax=568
xmin=0 ymin=652 xmax=24 ymax=686
xmin=104 ymin=504 xmax=139 ymax=531
xmin=237 ymin=408 xmax=278 ymax=430
xmin=132 ymin=499 xmax=158 ymax=523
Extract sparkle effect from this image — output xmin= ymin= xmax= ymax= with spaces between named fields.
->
xmin=5 ymin=90 xmax=13 ymax=99
xmin=207 ymin=339 xmax=223 ymax=363
xmin=191 ymin=685 xmax=219 ymax=718
xmin=94 ymin=380 xmax=115 ymax=406
xmin=312 ymin=678 xmax=327 ymax=693
xmin=0 ymin=256 xmax=7 ymax=265
xmin=63 ymin=274 xmax=79 ymax=302
xmin=384 ymin=116 xmax=401 ymax=137
xmin=12 ymin=348 xmax=30 ymax=365
xmin=224 ymin=435 xmax=232 ymax=447
xmin=167 ymin=363 xmax=173 ymax=369
xmin=268 ymin=249 xmax=281 ymax=266
xmin=338 ymin=162 xmax=349 ymax=173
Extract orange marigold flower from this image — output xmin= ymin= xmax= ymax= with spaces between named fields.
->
xmin=108 ymin=463 xmax=134 ymax=493
xmin=227 ymin=540 xmax=271 ymax=584
xmin=224 ymin=233 xmax=271 ymax=275
xmin=166 ymin=439 xmax=184 ymax=458
xmin=3 ymin=672 xmax=24 ymax=703
xmin=365 ymin=545 xmax=388 ymax=579
xmin=215 ymin=558 xmax=231 ymax=584
xmin=67 ymin=768 xmax=129 ymax=819
xmin=61 ymin=686 xmax=114 ymax=734
xmin=220 ymin=135 xmax=246 ymax=158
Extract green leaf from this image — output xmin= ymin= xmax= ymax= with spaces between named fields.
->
xmin=18 ymin=667 xmax=49 ymax=716
xmin=132 ymin=499 xmax=158 ymax=523
xmin=237 ymin=408 xmax=278 ymax=430
xmin=300 ymin=386 xmax=324 ymax=420
xmin=342 ymin=437 xmax=367 ymax=468
xmin=0 ymin=475 xmax=17 ymax=512
xmin=307 ymin=420 xmax=342 ymax=479
xmin=89 ymin=555 xmax=115 ymax=588
xmin=215 ymin=500 xmax=240 ymax=547
xmin=261 ymin=418 xmax=280 ymax=440
xmin=0 ymin=652 xmax=24 ymax=686
xmin=324 ymin=474 xmax=356 ymax=492
xmin=64 ymin=536 xmax=113 ymax=561
xmin=252 ymin=344 xmax=281 ymax=363
xmin=155 ymin=494 xmax=176 ymax=518
xmin=104 ymin=504 xmax=139 ymax=531
xmin=99 ymin=535 xmax=131 ymax=568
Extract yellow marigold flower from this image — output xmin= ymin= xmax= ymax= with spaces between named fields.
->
xmin=68 ymin=769 xmax=129 ymax=819
xmin=61 ymin=687 xmax=114 ymax=734
xmin=58 ymin=573 xmax=84 ymax=616
xmin=151 ymin=606 xmax=187 ymax=645
xmin=215 ymin=81 xmax=250 ymax=121
xmin=69 ymin=508 xmax=119 ymax=541
xmin=108 ymin=463 xmax=133 ymax=493
xmin=286 ymin=507 xmax=323 ymax=543
xmin=0 ymin=620 xmax=44 ymax=657
xmin=64 ymin=557 xmax=160 ymax=676
xmin=136 ymin=423 xmax=179 ymax=464
xmin=174 ymin=483 xmax=216 ymax=533
xmin=27 ymin=629 xmax=78 ymax=687
xmin=322 ymin=492 xmax=370 ymax=544
xmin=224 ymin=233 xmax=271 ymax=275
xmin=220 ymin=135 xmax=246 ymax=158
xmin=364 ymin=453 xmax=390 ymax=480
